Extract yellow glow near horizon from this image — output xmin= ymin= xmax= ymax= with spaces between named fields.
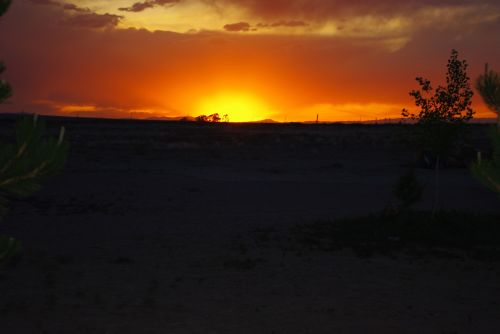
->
xmin=196 ymin=93 xmax=274 ymax=122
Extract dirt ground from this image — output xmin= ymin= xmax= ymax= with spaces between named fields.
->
xmin=1 ymin=116 xmax=499 ymax=333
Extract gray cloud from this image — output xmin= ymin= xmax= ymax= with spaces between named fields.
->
xmin=61 ymin=3 xmax=88 ymax=12
xmin=29 ymin=0 xmax=86 ymax=11
xmin=63 ymin=13 xmax=123 ymax=29
xmin=28 ymin=0 xmax=123 ymax=28
xmin=119 ymin=0 xmax=181 ymax=12
xmin=223 ymin=22 xmax=251 ymax=32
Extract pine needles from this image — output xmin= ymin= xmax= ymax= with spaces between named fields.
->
xmin=0 ymin=115 xmax=68 ymax=265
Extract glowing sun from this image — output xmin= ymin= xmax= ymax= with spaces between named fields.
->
xmin=196 ymin=92 xmax=273 ymax=122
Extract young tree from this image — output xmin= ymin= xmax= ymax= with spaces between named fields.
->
xmin=475 ymin=64 xmax=500 ymax=130
xmin=402 ymin=49 xmax=474 ymax=215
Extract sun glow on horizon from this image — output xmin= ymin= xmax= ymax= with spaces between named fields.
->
xmin=195 ymin=93 xmax=275 ymax=122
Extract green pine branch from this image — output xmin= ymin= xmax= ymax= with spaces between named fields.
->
xmin=0 ymin=115 xmax=69 ymax=218
xmin=0 ymin=115 xmax=68 ymax=265
xmin=475 ymin=64 xmax=500 ymax=130
xmin=0 ymin=0 xmax=10 ymax=17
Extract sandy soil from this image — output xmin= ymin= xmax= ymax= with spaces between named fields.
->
xmin=1 ymin=117 xmax=499 ymax=333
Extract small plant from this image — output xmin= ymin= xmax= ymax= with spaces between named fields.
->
xmin=402 ymin=49 xmax=474 ymax=216
xmin=393 ymin=169 xmax=423 ymax=210
xmin=0 ymin=234 xmax=20 ymax=265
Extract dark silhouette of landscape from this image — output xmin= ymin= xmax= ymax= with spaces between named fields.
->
xmin=1 ymin=113 xmax=500 ymax=333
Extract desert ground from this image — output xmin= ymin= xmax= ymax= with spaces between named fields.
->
xmin=1 ymin=115 xmax=499 ymax=333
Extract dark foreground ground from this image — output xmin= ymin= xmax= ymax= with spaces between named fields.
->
xmin=1 ymin=116 xmax=499 ymax=333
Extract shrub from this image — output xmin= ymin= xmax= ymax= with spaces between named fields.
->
xmin=393 ymin=169 xmax=423 ymax=210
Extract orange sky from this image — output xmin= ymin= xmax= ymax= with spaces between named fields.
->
xmin=0 ymin=0 xmax=499 ymax=122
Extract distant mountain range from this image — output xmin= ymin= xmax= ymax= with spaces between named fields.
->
xmin=0 ymin=112 xmax=497 ymax=125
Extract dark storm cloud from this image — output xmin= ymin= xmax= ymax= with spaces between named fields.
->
xmin=63 ymin=13 xmax=123 ymax=29
xmin=61 ymin=3 xmax=88 ymax=12
xmin=29 ymin=0 xmax=85 ymax=11
xmin=119 ymin=0 xmax=181 ymax=12
xmin=28 ymin=0 xmax=123 ymax=28
xmin=223 ymin=22 xmax=251 ymax=32
xmin=28 ymin=0 xmax=58 ymax=5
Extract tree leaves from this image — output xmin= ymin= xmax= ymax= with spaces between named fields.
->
xmin=402 ymin=49 xmax=474 ymax=155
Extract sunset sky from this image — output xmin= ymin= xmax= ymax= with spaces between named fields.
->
xmin=0 ymin=0 xmax=499 ymax=122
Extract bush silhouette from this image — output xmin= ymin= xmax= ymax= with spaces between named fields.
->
xmin=393 ymin=169 xmax=423 ymax=210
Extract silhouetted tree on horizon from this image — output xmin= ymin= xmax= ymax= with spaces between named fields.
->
xmin=402 ymin=49 xmax=474 ymax=216
xmin=196 ymin=113 xmax=221 ymax=123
